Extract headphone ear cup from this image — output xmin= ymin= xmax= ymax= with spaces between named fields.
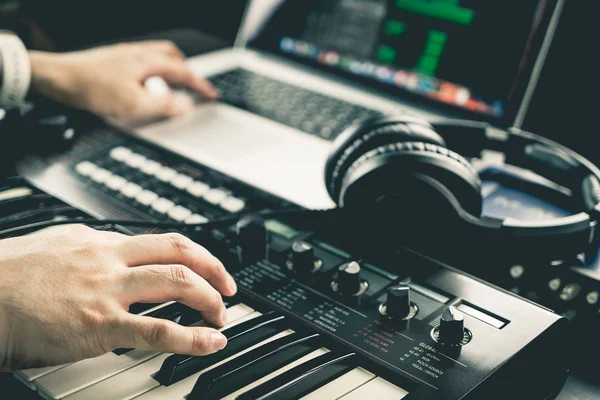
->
xmin=325 ymin=115 xmax=446 ymax=201
xmin=339 ymin=142 xmax=483 ymax=218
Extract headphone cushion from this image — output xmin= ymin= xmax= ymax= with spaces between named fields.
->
xmin=339 ymin=141 xmax=483 ymax=216
xmin=326 ymin=115 xmax=446 ymax=200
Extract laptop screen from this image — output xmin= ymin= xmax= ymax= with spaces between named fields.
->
xmin=244 ymin=0 xmax=562 ymax=126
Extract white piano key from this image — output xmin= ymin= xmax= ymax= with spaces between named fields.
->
xmin=0 ymin=186 xmax=33 ymax=202
xmin=63 ymin=304 xmax=255 ymax=400
xmin=136 ymin=330 xmax=297 ymax=400
xmin=13 ymin=364 xmax=70 ymax=389
xmin=338 ymin=376 xmax=409 ymax=400
xmin=222 ymin=348 xmax=329 ymax=400
xmin=35 ymin=349 xmax=161 ymax=399
xmin=299 ymin=367 xmax=375 ymax=400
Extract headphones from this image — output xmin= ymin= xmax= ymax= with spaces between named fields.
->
xmin=323 ymin=115 xmax=600 ymax=263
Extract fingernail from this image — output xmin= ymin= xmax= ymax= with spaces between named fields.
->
xmin=211 ymin=331 xmax=227 ymax=350
xmin=227 ymin=275 xmax=238 ymax=294
xmin=170 ymin=94 xmax=194 ymax=115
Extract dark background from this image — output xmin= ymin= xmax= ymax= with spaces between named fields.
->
xmin=1 ymin=0 xmax=597 ymax=162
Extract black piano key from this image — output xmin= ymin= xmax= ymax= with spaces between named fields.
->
xmin=237 ymin=351 xmax=357 ymax=400
xmin=154 ymin=311 xmax=286 ymax=386
xmin=113 ymin=302 xmax=204 ymax=355
xmin=188 ymin=332 xmax=320 ymax=400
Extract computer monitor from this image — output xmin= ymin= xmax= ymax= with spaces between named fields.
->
xmin=241 ymin=0 xmax=564 ymax=127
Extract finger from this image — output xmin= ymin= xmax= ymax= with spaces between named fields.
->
xmin=118 ymin=313 xmax=227 ymax=356
xmin=140 ymin=40 xmax=185 ymax=59
xmin=133 ymin=88 xmax=195 ymax=119
xmin=120 ymin=264 xmax=226 ymax=326
xmin=116 ymin=233 xmax=237 ymax=297
xmin=145 ymin=59 xmax=219 ymax=99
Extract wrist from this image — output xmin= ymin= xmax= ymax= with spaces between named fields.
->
xmin=29 ymin=51 xmax=74 ymax=104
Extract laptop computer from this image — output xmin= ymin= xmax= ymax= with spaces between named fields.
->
xmin=130 ymin=0 xmax=564 ymax=209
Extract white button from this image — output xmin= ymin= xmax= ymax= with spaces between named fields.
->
xmin=105 ymin=176 xmax=127 ymax=191
xmin=155 ymin=167 xmax=177 ymax=182
xmin=168 ymin=206 xmax=192 ymax=222
xmin=548 ymin=278 xmax=561 ymax=291
xmin=187 ymin=181 xmax=210 ymax=197
xmin=151 ymin=198 xmax=175 ymax=214
xmin=509 ymin=265 xmax=525 ymax=279
xmin=139 ymin=160 xmax=161 ymax=175
xmin=75 ymin=161 xmax=97 ymax=177
xmin=220 ymin=197 xmax=246 ymax=213
xmin=124 ymin=153 xmax=147 ymax=169
xmin=170 ymin=174 xmax=193 ymax=190
xmin=185 ymin=214 xmax=208 ymax=225
xmin=586 ymin=291 xmax=599 ymax=305
xmin=204 ymin=188 xmax=228 ymax=205
xmin=135 ymin=190 xmax=159 ymax=206
xmin=120 ymin=183 xmax=142 ymax=198
xmin=91 ymin=168 xmax=112 ymax=184
xmin=109 ymin=146 xmax=131 ymax=162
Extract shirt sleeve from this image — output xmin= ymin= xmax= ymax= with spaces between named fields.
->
xmin=0 ymin=31 xmax=31 ymax=106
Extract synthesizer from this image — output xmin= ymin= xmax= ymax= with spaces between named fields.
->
xmin=0 ymin=127 xmax=570 ymax=399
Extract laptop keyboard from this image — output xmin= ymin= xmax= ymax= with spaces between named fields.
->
xmin=208 ymin=69 xmax=383 ymax=140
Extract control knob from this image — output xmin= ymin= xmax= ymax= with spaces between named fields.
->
xmin=236 ymin=216 xmax=268 ymax=265
xmin=432 ymin=306 xmax=472 ymax=346
xmin=380 ymin=285 xmax=417 ymax=320
xmin=331 ymin=261 xmax=368 ymax=296
xmin=286 ymin=241 xmax=322 ymax=277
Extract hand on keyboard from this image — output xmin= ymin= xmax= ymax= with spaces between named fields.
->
xmin=0 ymin=225 xmax=236 ymax=371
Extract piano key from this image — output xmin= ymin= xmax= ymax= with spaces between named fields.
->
xmin=187 ymin=332 xmax=320 ymax=400
xmin=337 ymin=376 xmax=409 ymax=400
xmin=63 ymin=304 xmax=256 ymax=400
xmin=237 ymin=351 xmax=357 ymax=400
xmin=34 ymin=304 xmax=202 ymax=399
xmin=13 ymin=302 xmax=174 ymax=388
xmin=299 ymin=367 xmax=375 ymax=399
xmin=136 ymin=330 xmax=298 ymax=400
xmin=154 ymin=311 xmax=286 ymax=386
xmin=221 ymin=349 xmax=329 ymax=400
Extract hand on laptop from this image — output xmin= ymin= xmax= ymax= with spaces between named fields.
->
xmin=28 ymin=41 xmax=219 ymax=125
xmin=0 ymin=225 xmax=236 ymax=371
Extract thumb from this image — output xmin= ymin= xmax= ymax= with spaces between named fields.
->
xmin=135 ymin=91 xmax=195 ymax=120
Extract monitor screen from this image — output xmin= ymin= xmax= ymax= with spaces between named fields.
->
xmin=245 ymin=0 xmax=560 ymax=125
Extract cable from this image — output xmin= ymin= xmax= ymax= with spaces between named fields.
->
xmin=0 ymin=207 xmax=339 ymax=237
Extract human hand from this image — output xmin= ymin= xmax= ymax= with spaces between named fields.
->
xmin=28 ymin=41 xmax=218 ymax=124
xmin=0 ymin=225 xmax=237 ymax=371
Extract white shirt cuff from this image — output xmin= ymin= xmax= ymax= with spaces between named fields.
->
xmin=0 ymin=31 xmax=31 ymax=106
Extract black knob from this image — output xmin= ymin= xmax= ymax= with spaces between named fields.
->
xmin=386 ymin=285 xmax=411 ymax=319
xmin=236 ymin=216 xmax=268 ymax=265
xmin=336 ymin=261 xmax=362 ymax=295
xmin=438 ymin=307 xmax=465 ymax=345
xmin=288 ymin=241 xmax=320 ymax=276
